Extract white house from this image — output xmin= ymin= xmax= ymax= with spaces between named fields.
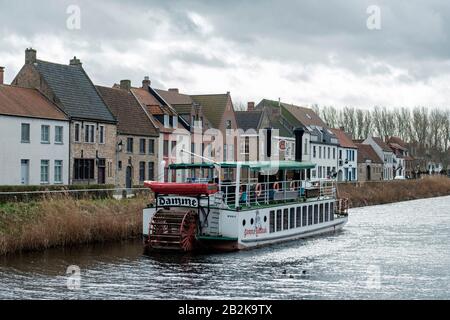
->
xmin=331 ymin=128 xmax=358 ymax=182
xmin=363 ymin=136 xmax=394 ymax=180
xmin=0 ymin=83 xmax=69 ymax=185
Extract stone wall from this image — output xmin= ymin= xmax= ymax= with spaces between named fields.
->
xmin=357 ymin=163 xmax=383 ymax=182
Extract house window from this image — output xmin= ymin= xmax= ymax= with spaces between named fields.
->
xmin=173 ymin=116 xmax=178 ymax=128
xmin=163 ymin=140 xmax=169 ymax=157
xmin=319 ymin=146 xmax=322 ymax=158
xmin=74 ymin=123 xmax=81 ymax=142
xmin=40 ymin=160 xmax=49 ymax=184
xmin=55 ymin=126 xmax=64 ymax=144
xmin=304 ymin=139 xmax=308 ymax=155
xmin=139 ymin=139 xmax=146 ymax=154
xmin=148 ymin=162 xmax=155 ymax=181
xmin=171 ymin=141 xmax=177 ymax=156
xmin=118 ymin=161 xmax=122 ymax=171
xmin=73 ymin=159 xmax=95 ymax=180
xmin=313 ymin=146 xmax=316 ymax=158
xmin=84 ymin=124 xmax=95 ymax=143
xmin=139 ymin=162 xmax=146 ymax=182
xmin=226 ymin=120 xmax=232 ymax=130
xmin=164 ymin=114 xmax=170 ymax=128
xmin=333 ymin=148 xmax=336 ymax=159
xmin=328 ymin=147 xmax=331 ymax=159
xmin=99 ymin=125 xmax=105 ymax=144
xmin=41 ymin=125 xmax=50 ymax=143
xmin=148 ymin=139 xmax=155 ymax=154
xmin=127 ymin=137 xmax=134 ymax=153
xmin=21 ymin=123 xmax=30 ymax=143
xmin=54 ymin=160 xmax=63 ymax=183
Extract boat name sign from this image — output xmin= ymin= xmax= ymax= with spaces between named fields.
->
xmin=157 ymin=196 xmax=198 ymax=208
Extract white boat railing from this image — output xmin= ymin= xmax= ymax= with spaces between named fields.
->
xmin=216 ymin=179 xmax=336 ymax=208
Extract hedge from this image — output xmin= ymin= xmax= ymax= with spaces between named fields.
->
xmin=0 ymin=184 xmax=116 ymax=204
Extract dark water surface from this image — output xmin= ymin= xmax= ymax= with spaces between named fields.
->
xmin=1 ymin=196 xmax=449 ymax=299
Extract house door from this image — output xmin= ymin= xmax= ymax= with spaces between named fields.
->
xmin=366 ymin=165 xmax=371 ymax=181
xmin=126 ymin=166 xmax=132 ymax=189
xmin=21 ymin=160 xmax=29 ymax=185
xmin=98 ymin=159 xmax=106 ymax=184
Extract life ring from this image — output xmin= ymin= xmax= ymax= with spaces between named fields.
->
xmin=255 ymin=183 xmax=262 ymax=197
xmin=290 ymin=180 xmax=296 ymax=191
xmin=273 ymin=182 xmax=280 ymax=191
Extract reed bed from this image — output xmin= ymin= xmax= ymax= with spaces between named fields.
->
xmin=338 ymin=176 xmax=450 ymax=208
xmin=0 ymin=194 xmax=149 ymax=255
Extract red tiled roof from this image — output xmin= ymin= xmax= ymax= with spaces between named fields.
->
xmin=0 ymin=84 xmax=67 ymax=120
xmin=356 ymin=143 xmax=383 ymax=164
xmin=131 ymin=87 xmax=175 ymax=116
xmin=387 ymin=136 xmax=408 ymax=149
xmin=330 ymin=128 xmax=357 ymax=148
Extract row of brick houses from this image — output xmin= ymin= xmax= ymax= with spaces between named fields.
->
xmin=0 ymin=48 xmax=420 ymax=187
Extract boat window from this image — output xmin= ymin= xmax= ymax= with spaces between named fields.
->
xmin=276 ymin=210 xmax=282 ymax=232
xmin=314 ymin=205 xmax=319 ymax=224
xmin=242 ymin=219 xmax=246 ymax=227
xmin=269 ymin=211 xmax=275 ymax=233
xmin=325 ymin=203 xmax=329 ymax=222
xmin=308 ymin=205 xmax=313 ymax=225
xmin=283 ymin=209 xmax=289 ymax=230
xmin=290 ymin=208 xmax=295 ymax=229
xmin=302 ymin=206 xmax=307 ymax=226
xmin=330 ymin=202 xmax=334 ymax=221
xmin=319 ymin=204 xmax=324 ymax=223
xmin=296 ymin=207 xmax=301 ymax=228
xmin=264 ymin=215 xmax=267 ymax=223
xmin=250 ymin=218 xmax=254 ymax=225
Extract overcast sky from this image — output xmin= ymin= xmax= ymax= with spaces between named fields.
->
xmin=1 ymin=0 xmax=450 ymax=109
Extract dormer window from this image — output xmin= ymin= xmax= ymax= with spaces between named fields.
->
xmin=173 ymin=116 xmax=178 ymax=128
xmin=164 ymin=114 xmax=169 ymax=128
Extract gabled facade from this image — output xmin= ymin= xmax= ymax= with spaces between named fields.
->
xmin=355 ymin=143 xmax=383 ymax=182
xmin=387 ymin=136 xmax=415 ymax=178
xmin=12 ymin=48 xmax=117 ymax=185
xmin=363 ymin=136 xmax=394 ymax=180
xmin=0 ymin=79 xmax=69 ymax=185
xmin=96 ymin=83 xmax=160 ymax=188
xmin=330 ymin=128 xmax=358 ymax=182
xmin=131 ymin=78 xmax=190 ymax=182
xmin=191 ymin=93 xmax=238 ymax=163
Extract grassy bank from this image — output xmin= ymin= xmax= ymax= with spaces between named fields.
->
xmin=338 ymin=176 xmax=450 ymax=208
xmin=0 ymin=196 xmax=147 ymax=255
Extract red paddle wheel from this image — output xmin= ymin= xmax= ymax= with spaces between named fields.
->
xmin=148 ymin=209 xmax=198 ymax=252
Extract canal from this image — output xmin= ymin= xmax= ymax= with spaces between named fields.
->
xmin=1 ymin=196 xmax=449 ymax=299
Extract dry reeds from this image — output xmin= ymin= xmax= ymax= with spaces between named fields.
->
xmin=338 ymin=176 xmax=450 ymax=208
xmin=0 ymin=195 xmax=149 ymax=255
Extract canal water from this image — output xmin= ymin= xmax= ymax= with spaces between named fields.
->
xmin=1 ymin=196 xmax=449 ymax=299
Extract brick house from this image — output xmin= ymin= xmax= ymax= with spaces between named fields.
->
xmin=355 ymin=143 xmax=383 ymax=182
xmin=130 ymin=78 xmax=190 ymax=182
xmin=12 ymin=48 xmax=117 ymax=185
xmin=96 ymin=82 xmax=160 ymax=188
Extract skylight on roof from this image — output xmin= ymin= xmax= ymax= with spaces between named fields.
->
xmin=306 ymin=114 xmax=312 ymax=119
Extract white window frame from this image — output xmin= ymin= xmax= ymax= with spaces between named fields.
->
xmin=54 ymin=160 xmax=63 ymax=184
xmin=41 ymin=125 xmax=50 ymax=144
xmin=40 ymin=160 xmax=50 ymax=184
xmin=21 ymin=123 xmax=30 ymax=143
xmin=84 ymin=123 xmax=95 ymax=144
xmin=74 ymin=122 xmax=81 ymax=142
xmin=99 ymin=125 xmax=105 ymax=144
xmin=55 ymin=126 xmax=64 ymax=144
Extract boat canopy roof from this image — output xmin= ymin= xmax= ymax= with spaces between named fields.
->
xmin=169 ymin=160 xmax=316 ymax=171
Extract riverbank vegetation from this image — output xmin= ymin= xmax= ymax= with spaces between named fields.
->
xmin=0 ymin=195 xmax=147 ymax=255
xmin=1 ymin=177 xmax=449 ymax=255
xmin=338 ymin=176 xmax=450 ymax=208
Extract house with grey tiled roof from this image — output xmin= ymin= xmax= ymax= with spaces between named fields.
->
xmin=96 ymin=83 xmax=159 ymax=188
xmin=12 ymin=48 xmax=118 ymax=185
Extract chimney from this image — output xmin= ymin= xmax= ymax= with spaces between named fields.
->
xmin=168 ymin=88 xmax=179 ymax=93
xmin=294 ymin=128 xmax=305 ymax=162
xmin=247 ymin=101 xmax=255 ymax=111
xmin=25 ymin=48 xmax=37 ymax=65
xmin=69 ymin=56 xmax=82 ymax=66
xmin=120 ymin=79 xmax=131 ymax=91
xmin=0 ymin=67 xmax=4 ymax=85
xmin=142 ymin=76 xmax=151 ymax=88
xmin=265 ymin=128 xmax=272 ymax=159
